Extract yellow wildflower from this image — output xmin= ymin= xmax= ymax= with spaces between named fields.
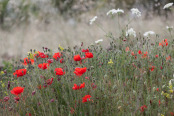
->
xmin=169 ymin=90 xmax=173 ymax=93
xmin=161 ymin=114 xmax=164 ymax=116
xmin=2 ymin=83 xmax=5 ymax=88
xmin=161 ymin=91 xmax=164 ymax=95
xmin=59 ymin=44 xmax=64 ymax=51
xmin=4 ymin=91 xmax=8 ymax=95
xmin=0 ymin=71 xmax=4 ymax=75
xmin=28 ymin=52 xmax=35 ymax=59
xmin=169 ymin=85 xmax=173 ymax=90
xmin=166 ymin=93 xmax=170 ymax=98
xmin=108 ymin=59 xmax=113 ymax=64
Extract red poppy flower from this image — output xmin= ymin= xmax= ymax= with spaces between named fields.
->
xmin=156 ymin=88 xmax=159 ymax=92
xmin=13 ymin=69 xmax=27 ymax=77
xmin=46 ymin=78 xmax=53 ymax=85
xmin=131 ymin=52 xmax=135 ymax=56
xmin=155 ymin=55 xmax=159 ymax=58
xmin=38 ymin=63 xmax=49 ymax=70
xmin=60 ymin=58 xmax=64 ymax=63
xmin=23 ymin=57 xmax=34 ymax=65
xmin=158 ymin=100 xmax=161 ymax=106
xmin=74 ymin=54 xmax=81 ymax=61
xmin=54 ymin=68 xmax=65 ymax=76
xmin=91 ymin=83 xmax=97 ymax=89
xmin=166 ymin=56 xmax=171 ymax=61
xmin=47 ymin=59 xmax=53 ymax=64
xmin=170 ymin=112 xmax=174 ymax=116
xmin=82 ymin=95 xmax=92 ymax=103
xmin=37 ymin=85 xmax=42 ymax=90
xmin=82 ymin=49 xmax=89 ymax=52
xmin=141 ymin=51 xmax=148 ymax=58
xmin=26 ymin=113 xmax=31 ymax=116
xmin=85 ymin=52 xmax=93 ymax=58
xmin=150 ymin=66 xmax=155 ymax=71
xmin=140 ymin=105 xmax=147 ymax=112
xmin=138 ymin=50 xmax=142 ymax=54
xmin=3 ymin=96 xmax=10 ymax=102
xmin=36 ymin=51 xmax=48 ymax=58
xmin=125 ymin=47 xmax=129 ymax=52
xmin=159 ymin=39 xmax=168 ymax=47
xmin=74 ymin=67 xmax=87 ymax=76
xmin=11 ymin=87 xmax=24 ymax=96
xmin=70 ymin=107 xmax=75 ymax=114
xmin=72 ymin=82 xmax=85 ymax=90
xmin=53 ymin=52 xmax=61 ymax=60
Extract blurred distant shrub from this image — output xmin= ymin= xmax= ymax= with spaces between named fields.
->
xmin=0 ymin=0 xmax=173 ymax=28
xmin=0 ymin=0 xmax=9 ymax=24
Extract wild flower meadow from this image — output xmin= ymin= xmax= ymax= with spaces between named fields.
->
xmin=0 ymin=5 xmax=174 ymax=116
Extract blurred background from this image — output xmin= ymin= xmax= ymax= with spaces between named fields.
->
xmin=0 ymin=0 xmax=174 ymax=65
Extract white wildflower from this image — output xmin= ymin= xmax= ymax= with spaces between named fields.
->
xmin=166 ymin=26 xmax=173 ymax=30
xmin=131 ymin=8 xmax=141 ymax=17
xmin=107 ymin=8 xmax=124 ymax=15
xmin=133 ymin=90 xmax=136 ymax=94
xmin=89 ymin=16 xmax=97 ymax=25
xmin=95 ymin=39 xmax=103 ymax=44
xmin=169 ymin=80 xmax=172 ymax=86
xmin=126 ymin=28 xmax=136 ymax=38
xmin=162 ymin=85 xmax=166 ymax=89
xmin=143 ymin=31 xmax=155 ymax=37
xmin=163 ymin=3 xmax=173 ymax=9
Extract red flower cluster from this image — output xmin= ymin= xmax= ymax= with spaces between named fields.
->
xmin=13 ymin=69 xmax=27 ymax=77
xmin=140 ymin=105 xmax=147 ymax=112
xmin=85 ymin=52 xmax=93 ymax=58
xmin=60 ymin=58 xmax=64 ymax=63
xmin=82 ymin=95 xmax=92 ymax=103
xmin=47 ymin=59 xmax=53 ymax=64
xmin=36 ymin=51 xmax=48 ymax=58
xmin=23 ymin=57 xmax=34 ymax=65
xmin=53 ymin=52 xmax=61 ymax=60
xmin=46 ymin=78 xmax=54 ymax=85
xmin=11 ymin=87 xmax=24 ymax=96
xmin=74 ymin=54 xmax=81 ymax=61
xmin=74 ymin=67 xmax=87 ymax=76
xmin=91 ymin=83 xmax=97 ymax=89
xmin=82 ymin=49 xmax=89 ymax=52
xmin=150 ymin=66 xmax=155 ymax=72
xmin=159 ymin=39 xmax=168 ymax=47
xmin=138 ymin=50 xmax=142 ymax=54
xmin=38 ymin=63 xmax=49 ymax=70
xmin=72 ymin=82 xmax=85 ymax=90
xmin=141 ymin=51 xmax=148 ymax=59
xmin=54 ymin=68 xmax=65 ymax=76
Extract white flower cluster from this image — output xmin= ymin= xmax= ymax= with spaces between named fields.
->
xmin=163 ymin=3 xmax=173 ymax=9
xmin=131 ymin=8 xmax=141 ymax=17
xmin=143 ymin=31 xmax=155 ymax=37
xmin=106 ymin=9 xmax=124 ymax=15
xmin=166 ymin=26 xmax=173 ymax=30
xmin=95 ymin=39 xmax=103 ymax=44
xmin=89 ymin=16 xmax=97 ymax=25
xmin=126 ymin=28 xmax=136 ymax=38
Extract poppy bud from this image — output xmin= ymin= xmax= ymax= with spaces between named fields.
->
xmin=4 ymin=96 xmax=10 ymax=102
xmin=38 ymin=102 xmax=41 ymax=106
xmin=32 ymin=91 xmax=36 ymax=96
xmin=7 ymin=81 xmax=10 ymax=90
xmin=14 ymin=97 xmax=20 ymax=101
xmin=50 ymin=99 xmax=54 ymax=103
